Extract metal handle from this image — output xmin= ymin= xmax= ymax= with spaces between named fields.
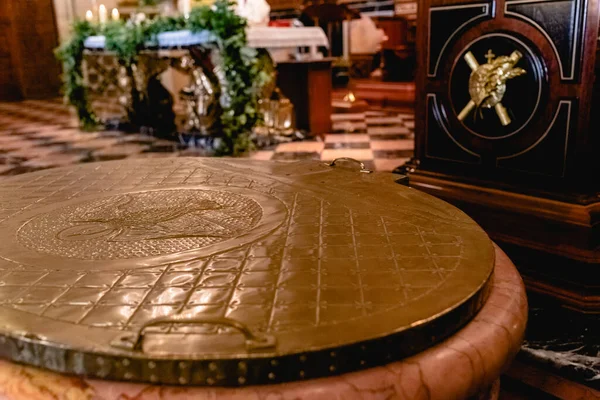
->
xmin=328 ymin=158 xmax=373 ymax=174
xmin=111 ymin=316 xmax=276 ymax=353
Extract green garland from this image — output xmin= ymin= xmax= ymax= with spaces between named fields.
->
xmin=55 ymin=0 xmax=271 ymax=155
xmin=55 ymin=20 xmax=99 ymax=130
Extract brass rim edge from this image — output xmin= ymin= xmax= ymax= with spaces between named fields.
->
xmin=0 ymin=275 xmax=493 ymax=387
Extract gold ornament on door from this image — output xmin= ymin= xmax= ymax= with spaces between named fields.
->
xmin=457 ymin=49 xmax=526 ymax=126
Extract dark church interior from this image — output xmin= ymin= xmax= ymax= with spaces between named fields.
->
xmin=0 ymin=0 xmax=598 ymax=398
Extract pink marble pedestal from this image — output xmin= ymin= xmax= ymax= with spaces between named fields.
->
xmin=0 ymin=245 xmax=528 ymax=400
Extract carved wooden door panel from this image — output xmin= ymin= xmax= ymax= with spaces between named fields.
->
xmin=416 ymin=0 xmax=600 ymax=191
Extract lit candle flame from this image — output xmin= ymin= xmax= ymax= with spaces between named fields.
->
xmin=111 ymin=8 xmax=120 ymax=21
xmin=85 ymin=10 xmax=94 ymax=22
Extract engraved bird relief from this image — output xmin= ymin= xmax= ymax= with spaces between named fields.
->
xmin=457 ymin=49 xmax=527 ymax=126
xmin=56 ymin=192 xmax=257 ymax=242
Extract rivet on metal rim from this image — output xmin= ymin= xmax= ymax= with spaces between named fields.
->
xmin=327 ymin=158 xmax=373 ymax=174
xmin=110 ymin=316 xmax=276 ymax=353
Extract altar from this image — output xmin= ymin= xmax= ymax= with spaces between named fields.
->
xmin=52 ymin=0 xmax=336 ymax=158
xmin=81 ymin=26 xmax=331 ymax=140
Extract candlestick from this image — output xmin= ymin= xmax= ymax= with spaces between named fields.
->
xmin=85 ymin=10 xmax=94 ymax=22
xmin=111 ymin=8 xmax=120 ymax=21
xmin=342 ymin=20 xmax=350 ymax=60
xmin=98 ymin=4 xmax=107 ymax=24
xmin=179 ymin=0 xmax=191 ymax=17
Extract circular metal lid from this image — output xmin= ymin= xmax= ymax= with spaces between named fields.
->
xmin=0 ymin=158 xmax=494 ymax=386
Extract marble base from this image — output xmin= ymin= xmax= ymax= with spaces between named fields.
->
xmin=0 ymin=245 xmax=527 ymax=400
xmin=518 ymin=293 xmax=599 ymax=390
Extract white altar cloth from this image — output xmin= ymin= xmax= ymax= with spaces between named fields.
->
xmin=246 ymin=27 xmax=328 ymax=49
xmin=84 ymin=27 xmax=328 ymax=50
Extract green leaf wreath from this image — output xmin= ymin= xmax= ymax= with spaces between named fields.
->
xmin=55 ymin=0 xmax=272 ymax=155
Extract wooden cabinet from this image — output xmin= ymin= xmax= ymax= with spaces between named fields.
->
xmin=277 ymin=59 xmax=333 ymax=135
xmin=407 ymin=0 xmax=600 ymax=312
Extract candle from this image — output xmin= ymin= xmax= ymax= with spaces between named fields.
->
xmin=179 ymin=0 xmax=191 ymax=17
xmin=98 ymin=4 xmax=107 ymax=24
xmin=342 ymin=20 xmax=350 ymax=60
xmin=111 ymin=8 xmax=120 ymax=21
xmin=85 ymin=10 xmax=94 ymax=22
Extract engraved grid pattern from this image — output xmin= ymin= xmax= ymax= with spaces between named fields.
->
xmin=0 ymin=159 xmax=464 ymax=334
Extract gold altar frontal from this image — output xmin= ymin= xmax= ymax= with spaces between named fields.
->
xmin=0 ymin=159 xmax=494 ymax=386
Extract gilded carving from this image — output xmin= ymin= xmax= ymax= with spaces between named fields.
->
xmin=457 ymin=49 xmax=526 ymax=126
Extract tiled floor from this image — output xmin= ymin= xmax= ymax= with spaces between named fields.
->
xmin=0 ymin=99 xmax=414 ymax=176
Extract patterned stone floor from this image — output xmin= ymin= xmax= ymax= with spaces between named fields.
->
xmin=0 ymin=98 xmax=414 ymax=176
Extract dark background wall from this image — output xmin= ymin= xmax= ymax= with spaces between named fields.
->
xmin=0 ymin=0 xmax=62 ymax=101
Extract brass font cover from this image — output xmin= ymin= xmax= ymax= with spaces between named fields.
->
xmin=0 ymin=159 xmax=494 ymax=386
